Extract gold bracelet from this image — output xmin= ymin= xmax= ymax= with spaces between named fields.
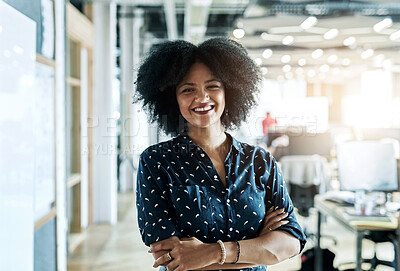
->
xmin=217 ymin=240 xmax=226 ymax=265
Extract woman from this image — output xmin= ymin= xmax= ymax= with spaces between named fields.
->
xmin=135 ymin=38 xmax=306 ymax=271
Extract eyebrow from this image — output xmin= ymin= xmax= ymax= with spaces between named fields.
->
xmin=177 ymin=79 xmax=221 ymax=89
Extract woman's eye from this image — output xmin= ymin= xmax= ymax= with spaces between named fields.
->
xmin=181 ymin=88 xmax=193 ymax=93
xmin=208 ymin=85 xmax=220 ymax=89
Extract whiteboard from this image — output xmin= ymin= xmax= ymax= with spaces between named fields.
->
xmin=0 ymin=2 xmax=36 ymax=271
xmin=33 ymin=62 xmax=55 ymax=221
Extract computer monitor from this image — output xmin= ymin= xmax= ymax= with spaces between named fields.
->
xmin=337 ymin=141 xmax=398 ymax=192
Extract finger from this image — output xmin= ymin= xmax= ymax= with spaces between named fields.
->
xmin=151 ymin=249 xmax=169 ymax=260
xmin=167 ymin=260 xmax=179 ymax=271
xmin=270 ymin=220 xmax=290 ymax=230
xmin=264 ymin=208 xmax=285 ymax=221
xmin=264 ymin=212 xmax=288 ymax=227
xmin=153 ymin=253 xmax=171 ymax=268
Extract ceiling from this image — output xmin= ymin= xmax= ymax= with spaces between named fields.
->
xmin=81 ymin=0 xmax=400 ymax=83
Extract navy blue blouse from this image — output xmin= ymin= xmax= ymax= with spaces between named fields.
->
xmin=136 ymin=134 xmax=306 ymax=271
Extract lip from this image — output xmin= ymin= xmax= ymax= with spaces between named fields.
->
xmin=192 ymin=104 xmax=215 ymax=114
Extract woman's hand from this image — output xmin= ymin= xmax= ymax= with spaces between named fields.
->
xmin=150 ymin=236 xmax=220 ymax=271
xmin=259 ymin=207 xmax=289 ymax=236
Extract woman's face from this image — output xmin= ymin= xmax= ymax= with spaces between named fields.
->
xmin=176 ymin=62 xmax=225 ymax=131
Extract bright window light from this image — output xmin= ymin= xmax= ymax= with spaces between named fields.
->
xmin=373 ymin=18 xmax=393 ymax=33
xmin=233 ymin=28 xmax=245 ymax=39
xmin=312 ymin=49 xmax=323 ymax=59
xmin=324 ymin=28 xmax=339 ymax=40
xmin=300 ymin=16 xmax=317 ymax=30
xmin=262 ymin=49 xmax=273 ymax=59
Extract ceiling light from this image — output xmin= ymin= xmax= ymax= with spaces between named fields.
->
xmin=332 ymin=67 xmax=340 ymax=75
xmin=312 ymin=49 xmax=323 ymax=59
xmin=261 ymin=67 xmax=268 ymax=75
xmin=295 ymin=67 xmax=304 ymax=75
xmin=283 ymin=64 xmax=291 ymax=72
xmin=300 ymin=16 xmax=317 ymax=30
xmin=282 ymin=35 xmax=294 ymax=45
xmin=254 ymin=58 xmax=262 ymax=65
xmin=298 ymin=58 xmax=306 ymax=66
xmin=320 ymin=64 xmax=330 ymax=73
xmin=373 ymin=18 xmax=393 ymax=33
xmin=390 ymin=30 xmax=400 ymax=41
xmin=285 ymin=72 xmax=294 ymax=80
xmin=307 ymin=70 xmax=316 ymax=78
xmin=233 ymin=28 xmax=245 ymax=39
xmin=342 ymin=58 xmax=350 ymax=66
xmin=281 ymin=55 xmax=291 ymax=63
xmin=343 ymin=36 xmax=356 ymax=46
xmin=324 ymin=29 xmax=339 ymax=40
xmin=13 ymin=45 xmax=24 ymax=55
xmin=262 ymin=49 xmax=273 ymax=59
xmin=277 ymin=75 xmax=285 ymax=82
xmin=261 ymin=32 xmax=269 ymax=40
xmin=328 ymin=55 xmax=338 ymax=63
xmin=361 ymin=49 xmax=374 ymax=59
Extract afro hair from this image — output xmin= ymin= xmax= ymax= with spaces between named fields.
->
xmin=134 ymin=38 xmax=262 ymax=135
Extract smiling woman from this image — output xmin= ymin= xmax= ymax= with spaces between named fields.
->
xmin=134 ymin=38 xmax=307 ymax=271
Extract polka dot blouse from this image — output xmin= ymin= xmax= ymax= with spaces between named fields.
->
xmin=136 ymin=133 xmax=307 ymax=271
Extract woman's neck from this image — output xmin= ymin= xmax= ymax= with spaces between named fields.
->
xmin=187 ymin=125 xmax=227 ymax=152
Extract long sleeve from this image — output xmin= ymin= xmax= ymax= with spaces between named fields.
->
xmin=257 ymin=150 xmax=307 ymax=252
xmin=136 ymin=152 xmax=181 ymax=246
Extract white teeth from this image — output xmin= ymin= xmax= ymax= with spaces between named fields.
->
xmin=194 ymin=105 xmax=212 ymax=112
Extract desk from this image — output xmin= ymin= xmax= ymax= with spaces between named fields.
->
xmin=314 ymin=195 xmax=400 ymax=271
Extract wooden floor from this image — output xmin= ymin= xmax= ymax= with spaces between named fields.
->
xmin=67 ymin=193 xmax=395 ymax=271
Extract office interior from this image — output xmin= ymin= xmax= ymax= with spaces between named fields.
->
xmin=1 ymin=0 xmax=400 ymax=270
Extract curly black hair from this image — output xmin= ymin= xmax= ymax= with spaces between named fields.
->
xmin=134 ymin=38 xmax=262 ymax=135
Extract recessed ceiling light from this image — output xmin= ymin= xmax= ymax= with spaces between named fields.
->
xmin=295 ymin=67 xmax=304 ymax=75
xmin=262 ymin=49 xmax=273 ymax=59
xmin=373 ymin=18 xmax=393 ymax=33
xmin=233 ymin=28 xmax=245 ymax=39
xmin=361 ymin=49 xmax=374 ymax=59
xmin=307 ymin=70 xmax=316 ymax=78
xmin=324 ymin=29 xmax=339 ymax=40
xmin=390 ymin=30 xmax=400 ymax=41
xmin=282 ymin=35 xmax=294 ymax=45
xmin=343 ymin=36 xmax=356 ymax=46
xmin=342 ymin=58 xmax=350 ymax=66
xmin=285 ymin=72 xmax=293 ymax=80
xmin=283 ymin=64 xmax=291 ymax=72
xmin=320 ymin=64 xmax=330 ymax=73
xmin=312 ymin=49 xmax=323 ymax=59
xmin=261 ymin=67 xmax=268 ymax=75
xmin=332 ymin=67 xmax=340 ymax=75
xmin=328 ymin=55 xmax=338 ymax=63
xmin=300 ymin=16 xmax=317 ymax=30
xmin=298 ymin=58 xmax=307 ymax=66
xmin=254 ymin=58 xmax=262 ymax=65
xmin=261 ymin=32 xmax=269 ymax=40
xmin=281 ymin=55 xmax=291 ymax=63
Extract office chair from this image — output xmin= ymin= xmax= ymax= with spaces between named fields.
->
xmin=279 ymin=155 xmax=333 ymax=241
xmin=361 ymin=230 xmax=398 ymax=270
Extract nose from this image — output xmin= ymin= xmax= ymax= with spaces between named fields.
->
xmin=195 ymin=88 xmax=210 ymax=102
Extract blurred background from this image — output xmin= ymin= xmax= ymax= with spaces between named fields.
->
xmin=1 ymin=0 xmax=400 ymax=270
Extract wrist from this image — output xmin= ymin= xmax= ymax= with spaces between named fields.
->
xmin=224 ymin=241 xmax=238 ymax=263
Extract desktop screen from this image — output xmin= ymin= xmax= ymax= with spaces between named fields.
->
xmin=337 ymin=141 xmax=398 ymax=192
